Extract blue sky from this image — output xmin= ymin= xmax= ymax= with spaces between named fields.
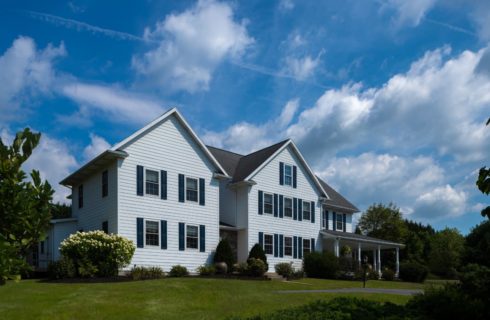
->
xmin=1 ymin=0 xmax=489 ymax=233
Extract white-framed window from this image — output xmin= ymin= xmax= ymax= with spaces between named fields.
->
xmin=186 ymin=177 xmax=198 ymax=202
xmin=284 ymin=164 xmax=292 ymax=186
xmin=303 ymin=201 xmax=311 ymax=220
xmin=145 ymin=169 xmax=159 ymax=196
xmin=284 ymin=236 xmax=293 ymax=256
xmin=303 ymin=238 xmax=311 ymax=255
xmin=264 ymin=234 xmax=273 ymax=255
xmin=284 ymin=197 xmax=293 ymax=218
xmin=186 ymin=225 xmax=199 ymax=249
xmin=322 ymin=209 xmax=328 ymax=229
xmin=336 ymin=213 xmax=344 ymax=231
xmin=263 ymin=193 xmax=273 ymax=215
xmin=145 ymin=220 xmax=159 ymax=246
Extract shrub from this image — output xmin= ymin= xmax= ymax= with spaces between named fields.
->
xmin=215 ymin=262 xmax=228 ymax=274
xmin=247 ymin=258 xmax=267 ymax=277
xmin=213 ymin=239 xmax=235 ymax=271
xmin=459 ymin=263 xmax=490 ymax=299
xmin=234 ymin=262 xmax=248 ymax=275
xmin=169 ymin=265 xmax=188 ymax=277
xmin=303 ymin=252 xmax=339 ymax=279
xmin=197 ymin=264 xmax=215 ymax=276
xmin=382 ymin=269 xmax=395 ymax=281
xmin=368 ymin=269 xmax=380 ymax=280
xmin=47 ymin=257 xmax=76 ymax=280
xmin=275 ymin=262 xmax=293 ymax=277
xmin=288 ymin=269 xmax=304 ymax=280
xmin=60 ymin=231 xmax=135 ymax=277
xmin=130 ymin=266 xmax=164 ymax=280
xmin=248 ymin=244 xmax=268 ymax=270
xmin=399 ymin=261 xmax=428 ymax=283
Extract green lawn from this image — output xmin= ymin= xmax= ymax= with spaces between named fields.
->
xmin=0 ymin=277 xmax=426 ymax=320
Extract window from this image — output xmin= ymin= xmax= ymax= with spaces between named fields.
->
xmin=145 ymin=220 xmax=159 ymax=246
xmin=264 ymin=234 xmax=273 ymax=255
xmin=102 ymin=170 xmax=108 ymax=197
xmin=284 ymin=197 xmax=293 ymax=218
xmin=78 ymin=185 xmax=83 ymax=208
xmin=186 ymin=225 xmax=199 ymax=249
xmin=186 ymin=177 xmax=198 ymax=202
xmin=336 ymin=213 xmax=344 ymax=231
xmin=284 ymin=237 xmax=293 ymax=256
xmin=303 ymin=201 xmax=311 ymax=220
xmin=284 ymin=164 xmax=292 ymax=186
xmin=322 ymin=209 xmax=328 ymax=229
xmin=263 ymin=193 xmax=273 ymax=214
xmin=303 ymin=238 xmax=311 ymax=255
xmin=145 ymin=169 xmax=159 ymax=196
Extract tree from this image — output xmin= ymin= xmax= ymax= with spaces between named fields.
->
xmin=0 ymin=129 xmax=54 ymax=284
xmin=51 ymin=203 xmax=71 ymax=219
xmin=357 ymin=203 xmax=407 ymax=242
xmin=402 ymin=220 xmax=435 ymax=263
xmin=462 ymin=220 xmax=490 ymax=268
xmin=476 ymin=118 xmax=490 ymax=219
xmin=429 ymin=228 xmax=465 ymax=277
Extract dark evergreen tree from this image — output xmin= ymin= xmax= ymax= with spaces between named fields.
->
xmin=213 ymin=239 xmax=235 ymax=271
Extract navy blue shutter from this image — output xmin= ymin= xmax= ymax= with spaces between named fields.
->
xmin=258 ymin=191 xmax=263 ymax=215
xmin=333 ymin=212 xmax=337 ymax=231
xmin=199 ymin=225 xmax=205 ymax=252
xmin=279 ymin=162 xmax=284 ymax=185
xmin=311 ymin=238 xmax=315 ymax=252
xmin=325 ymin=210 xmax=329 ymax=230
xmin=136 ymin=218 xmax=144 ymax=248
xmin=161 ymin=220 xmax=167 ymax=249
xmin=273 ymin=194 xmax=278 ymax=217
xmin=311 ymin=201 xmax=315 ymax=223
xmin=274 ymin=234 xmax=279 ymax=257
xmin=279 ymin=235 xmax=284 ymax=257
xmin=293 ymin=236 xmax=298 ymax=258
xmin=137 ymin=165 xmax=144 ymax=196
xmin=199 ymin=178 xmax=205 ymax=206
xmin=293 ymin=166 xmax=297 ymax=188
xmin=298 ymin=199 xmax=303 ymax=221
xmin=293 ymin=198 xmax=298 ymax=220
xmin=298 ymin=237 xmax=303 ymax=259
xmin=279 ymin=195 xmax=284 ymax=218
xmin=160 ymin=170 xmax=167 ymax=200
xmin=259 ymin=232 xmax=264 ymax=248
xmin=179 ymin=222 xmax=185 ymax=251
xmin=343 ymin=214 xmax=347 ymax=232
xmin=178 ymin=174 xmax=185 ymax=202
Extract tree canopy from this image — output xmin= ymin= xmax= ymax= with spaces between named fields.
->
xmin=429 ymin=228 xmax=465 ymax=277
xmin=476 ymin=118 xmax=490 ymax=219
xmin=357 ymin=203 xmax=407 ymax=242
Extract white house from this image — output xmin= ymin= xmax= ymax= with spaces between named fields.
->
xmin=37 ymin=108 xmax=403 ymax=275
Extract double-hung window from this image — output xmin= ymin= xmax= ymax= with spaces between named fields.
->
xmin=336 ymin=213 xmax=344 ymax=231
xmin=303 ymin=201 xmax=311 ymax=220
xmin=303 ymin=238 xmax=311 ymax=255
xmin=284 ymin=164 xmax=292 ymax=186
xmin=186 ymin=225 xmax=199 ymax=249
xmin=102 ymin=170 xmax=108 ymax=197
xmin=145 ymin=169 xmax=159 ymax=196
xmin=186 ymin=177 xmax=198 ymax=202
xmin=145 ymin=220 xmax=159 ymax=246
xmin=284 ymin=197 xmax=293 ymax=218
xmin=263 ymin=193 xmax=273 ymax=214
xmin=264 ymin=234 xmax=273 ymax=255
xmin=284 ymin=236 xmax=293 ymax=256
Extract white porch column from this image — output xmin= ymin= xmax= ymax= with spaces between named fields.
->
xmin=334 ymin=238 xmax=340 ymax=257
xmin=358 ymin=243 xmax=362 ymax=269
xmin=377 ymin=245 xmax=382 ymax=277
xmin=372 ymin=250 xmax=377 ymax=272
xmin=395 ymin=247 xmax=400 ymax=278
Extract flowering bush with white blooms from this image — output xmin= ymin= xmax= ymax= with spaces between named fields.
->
xmin=60 ymin=230 xmax=135 ymax=277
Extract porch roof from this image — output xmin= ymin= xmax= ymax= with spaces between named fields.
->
xmin=320 ymin=230 xmax=404 ymax=249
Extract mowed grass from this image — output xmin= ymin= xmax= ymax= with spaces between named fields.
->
xmin=0 ymin=277 xmax=426 ymax=320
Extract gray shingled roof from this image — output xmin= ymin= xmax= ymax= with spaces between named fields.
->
xmin=208 ymin=141 xmax=359 ymax=213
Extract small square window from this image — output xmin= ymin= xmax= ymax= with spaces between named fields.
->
xmin=284 ymin=165 xmax=292 ymax=186
xmin=145 ymin=220 xmax=159 ymax=246
xmin=186 ymin=178 xmax=198 ymax=202
xmin=303 ymin=239 xmax=311 ymax=255
xmin=145 ymin=170 xmax=159 ymax=196
xmin=186 ymin=225 xmax=199 ymax=249
xmin=284 ymin=197 xmax=293 ymax=218
xmin=264 ymin=234 xmax=273 ymax=255
xmin=303 ymin=201 xmax=311 ymax=220
xmin=263 ymin=193 xmax=273 ymax=214
xmin=284 ymin=237 xmax=293 ymax=256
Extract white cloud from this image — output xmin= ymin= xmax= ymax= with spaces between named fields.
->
xmin=414 ymin=185 xmax=467 ymax=219
xmin=0 ymin=36 xmax=65 ymax=122
xmin=283 ymin=54 xmax=321 ymax=80
xmin=469 ymin=1 xmax=490 ymax=42
xmin=381 ymin=0 xmax=437 ymax=27
xmin=83 ymin=133 xmax=111 ymax=161
xmin=132 ymin=0 xmax=254 ymax=93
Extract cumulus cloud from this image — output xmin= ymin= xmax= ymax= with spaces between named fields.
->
xmin=414 ymin=185 xmax=467 ymax=219
xmin=83 ymin=133 xmax=111 ymax=161
xmin=283 ymin=54 xmax=321 ymax=80
xmin=132 ymin=0 xmax=254 ymax=92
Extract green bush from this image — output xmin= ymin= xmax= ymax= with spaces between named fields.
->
xmin=274 ymin=262 xmax=293 ymax=277
xmin=169 ymin=265 xmax=188 ymax=277
xmin=47 ymin=257 xmax=76 ymax=280
xmin=130 ymin=266 xmax=165 ymax=280
xmin=213 ymin=239 xmax=235 ymax=271
xmin=248 ymin=244 xmax=268 ymax=270
xmin=287 ymin=269 xmax=304 ymax=280
xmin=60 ymin=231 xmax=135 ymax=277
xmin=303 ymin=252 xmax=339 ymax=279
xmin=399 ymin=261 xmax=428 ymax=283
xmin=247 ymin=258 xmax=267 ymax=277
xmin=234 ymin=262 xmax=248 ymax=275
xmin=197 ymin=264 xmax=216 ymax=276
xmin=382 ymin=268 xmax=395 ymax=281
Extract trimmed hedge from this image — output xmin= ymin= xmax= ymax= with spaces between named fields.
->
xmin=130 ymin=266 xmax=164 ymax=280
xmin=303 ymin=252 xmax=339 ymax=279
xmin=169 ymin=265 xmax=188 ymax=277
xmin=399 ymin=261 xmax=428 ymax=283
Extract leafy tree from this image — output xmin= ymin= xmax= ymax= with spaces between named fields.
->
xmin=429 ymin=228 xmax=465 ymax=277
xmin=462 ymin=220 xmax=490 ymax=268
xmin=51 ymin=202 xmax=71 ymax=219
xmin=0 ymin=129 xmax=54 ymax=284
xmin=402 ymin=220 xmax=435 ymax=263
xmin=476 ymin=118 xmax=490 ymax=219
xmin=357 ymin=203 xmax=407 ymax=242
